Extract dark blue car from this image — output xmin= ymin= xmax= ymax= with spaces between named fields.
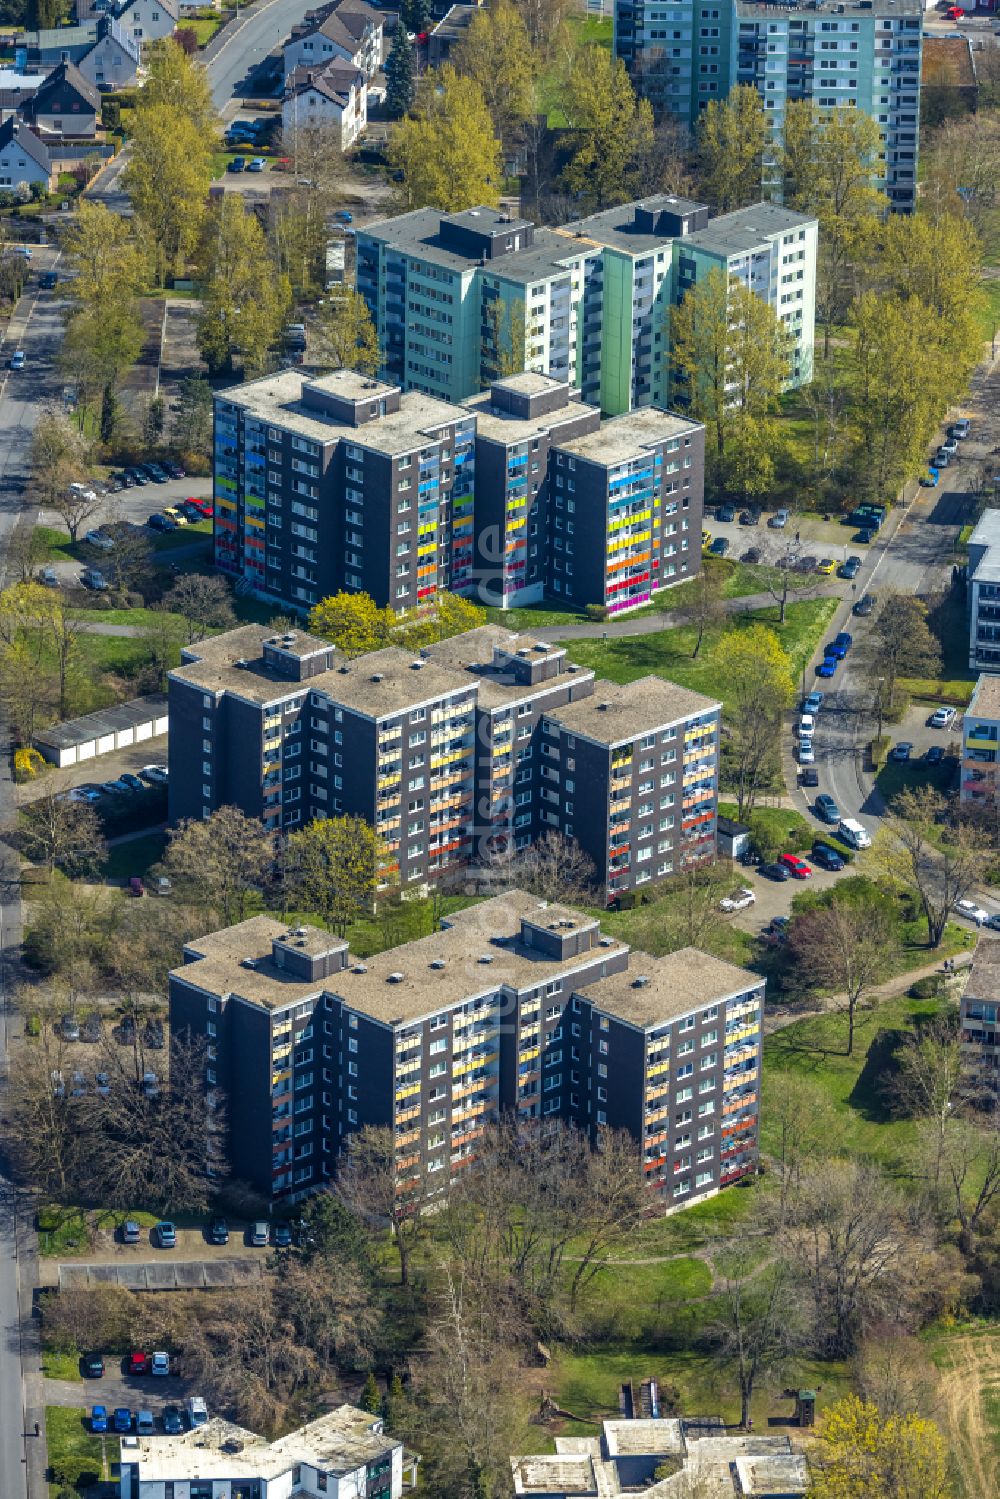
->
xmin=815 ymin=794 xmax=840 ymax=825
xmin=816 ymin=658 xmax=837 ymax=678
xmin=91 ymin=1406 xmax=108 ymax=1433
xmin=811 ymin=842 xmax=845 ymax=871
xmin=113 ymin=1408 xmax=132 ymax=1433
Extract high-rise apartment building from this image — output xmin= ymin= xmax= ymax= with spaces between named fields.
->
xmin=355 ymin=196 xmax=817 ymax=417
xmin=967 ymin=511 xmax=1000 ymax=672
xmin=212 ymin=368 xmax=705 ymax=615
xmin=614 ymin=0 xmax=923 ymax=212
xmin=960 ymin=937 xmax=1000 ymax=1094
xmin=167 ymin=622 xmax=721 ymax=900
xmin=169 ymin=891 xmax=764 ymax=1205
xmin=960 ymin=675 xmax=1000 ymax=808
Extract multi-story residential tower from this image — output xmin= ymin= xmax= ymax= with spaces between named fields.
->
xmin=167 ymin=623 xmax=720 ymax=900
xmin=541 ymin=677 xmax=720 ymax=903
xmin=960 ymin=674 xmax=1000 ymax=808
xmin=967 ymin=511 xmax=1000 ymax=672
xmin=355 ymin=197 xmax=817 ymax=417
xmin=675 ymin=202 xmax=817 ymax=385
xmin=169 ymin=891 xmax=764 ymax=1206
xmin=548 ymin=408 xmax=705 ymax=614
xmin=960 ymin=937 xmax=1000 ymax=1095
xmin=213 ymin=368 xmax=706 ymax=616
xmin=615 ymin=0 xmax=923 ymax=212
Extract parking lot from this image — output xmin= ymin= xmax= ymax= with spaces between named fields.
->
xmin=703 ymin=503 xmax=880 ymax=571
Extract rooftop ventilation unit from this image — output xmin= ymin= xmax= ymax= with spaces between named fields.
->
xmin=371 ymin=673 xmax=384 ymax=683
xmin=351 ymin=963 xmax=367 ymax=974
xmin=599 ymin=936 xmax=615 ymax=948
xmin=478 ymin=954 xmax=494 ymax=964
xmin=241 ymin=958 xmax=257 ymax=970
xmin=598 ymin=702 xmax=610 ymax=711
xmin=235 ymin=659 xmax=249 ymax=670
xmin=388 ymin=972 xmax=405 ymax=983
xmin=430 ymin=959 xmax=446 ymax=970
xmin=632 ymin=976 xmax=650 ymax=988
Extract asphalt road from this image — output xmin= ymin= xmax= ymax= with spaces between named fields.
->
xmin=202 ymin=0 xmax=321 ymax=111
xmin=796 ymin=356 xmax=1000 ymax=890
xmin=0 ymin=250 xmax=67 ymax=1499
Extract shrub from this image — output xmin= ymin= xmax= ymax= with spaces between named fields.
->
xmin=909 ymin=975 xmax=945 ymax=1000
xmin=584 ymin=603 xmax=607 ymax=622
xmin=869 ymin=736 xmax=891 ymax=768
xmin=14 ymin=747 xmax=45 ymax=782
xmin=25 ymin=1013 xmax=40 ymax=1037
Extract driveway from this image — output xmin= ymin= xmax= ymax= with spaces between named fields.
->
xmin=47 ymin=1369 xmax=189 ymax=1411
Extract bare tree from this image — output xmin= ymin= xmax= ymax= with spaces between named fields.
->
xmin=29 ymin=408 xmax=95 ymax=539
xmin=860 ymin=593 xmax=941 ymax=720
xmin=162 ymin=806 xmax=275 ymax=926
xmin=76 ymin=1030 xmax=227 ymax=1215
xmin=709 ymin=1243 xmax=803 ymax=1428
xmin=755 ymin=546 xmax=801 ymax=626
xmin=567 ymin=1128 xmax=647 ymax=1311
xmin=163 ymin=572 xmax=236 ymax=643
xmin=762 ymin=1071 xmax=846 ymax=1226
xmin=478 ymin=831 xmax=596 ymax=903
xmin=673 ymin=559 xmax=728 ymax=657
xmin=942 ymin=1113 xmax=1000 ymax=1248
xmin=869 ymin=786 xmax=991 ymax=948
xmin=786 ymin=893 xmax=896 ymax=1056
xmin=885 ymin=1013 xmax=962 ymax=1189
xmin=337 ymin=1124 xmax=424 ymax=1288
xmin=3 ymin=1017 xmax=84 ymax=1198
xmin=854 ymin=1326 xmax=940 ymax=1422
xmin=19 ymin=793 xmax=106 ymax=879
xmin=626 ymin=862 xmax=732 ymax=956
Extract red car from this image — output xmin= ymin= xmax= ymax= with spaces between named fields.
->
xmin=128 ymin=1351 xmax=149 ymax=1376
xmin=779 ymin=853 xmax=812 ymax=880
xmin=946 ymin=5 xmax=964 ymax=17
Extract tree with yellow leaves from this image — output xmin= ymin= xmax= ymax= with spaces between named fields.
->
xmin=308 ymin=591 xmax=396 ymax=658
xmin=714 ymin=626 xmax=794 ymax=822
xmin=452 ymin=0 xmax=536 ymax=156
xmin=287 ymin=816 xmax=385 ymax=936
xmin=387 ymin=66 xmax=502 ymax=212
xmin=808 ymin=1395 xmax=951 ymax=1499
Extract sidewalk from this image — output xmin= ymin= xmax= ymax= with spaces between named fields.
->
xmin=762 ymin=948 xmax=973 ymax=1037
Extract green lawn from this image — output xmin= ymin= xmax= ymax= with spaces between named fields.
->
xmin=595 ymin=887 xmax=758 ymax=968
xmin=45 ymin=1405 xmax=108 ymax=1494
xmin=100 ymin=831 xmax=168 ymax=883
xmin=976 ymin=277 xmax=1000 ymax=343
xmin=40 ymin=1348 xmax=82 ymax=1381
xmin=720 ymin=800 xmax=814 ymax=855
xmin=485 ymin=601 xmax=586 ymax=630
xmin=36 ymin=1205 xmax=93 ymax=1258
xmin=36 ymin=525 xmax=79 ymax=563
xmin=69 ymin=606 xmax=186 ymax=630
xmin=875 ymin=752 xmax=959 ymax=807
xmin=184 ymin=13 xmax=223 ymax=44
xmin=564 ymin=597 xmax=839 ymax=712
xmin=149 ymin=518 xmax=212 ymax=551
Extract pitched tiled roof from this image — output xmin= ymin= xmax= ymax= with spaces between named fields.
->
xmin=22 ymin=60 xmax=101 ymax=117
xmin=0 ymin=117 xmax=51 ymax=171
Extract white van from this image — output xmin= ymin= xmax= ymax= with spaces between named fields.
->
xmin=837 ymin=818 xmax=871 ymax=850
xmin=186 ymin=1395 xmax=208 ymax=1427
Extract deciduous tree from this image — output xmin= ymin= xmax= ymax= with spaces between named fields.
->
xmin=337 ymin=1124 xmax=423 ymax=1287
xmin=479 ymin=830 xmax=596 ymax=902
xmin=311 ymin=288 xmax=381 ymax=377
xmin=696 ymin=84 xmax=767 ymax=211
xmin=163 ymin=573 xmax=236 ymax=642
xmin=867 ymin=787 xmax=989 ymax=949
xmin=173 ymin=375 xmax=214 ymax=460
xmin=125 ymin=103 xmax=213 ymax=281
xmin=388 ymin=66 xmax=502 ymax=212
xmin=709 ymin=1245 xmax=802 ymax=1429
xmin=860 ymin=593 xmax=940 ymax=727
xmin=453 ymin=0 xmax=536 ymax=155
xmin=287 ymin=816 xmax=383 ymax=936
xmin=308 ymin=590 xmax=395 ymax=656
xmin=786 ymin=886 xmax=895 ymax=1056
xmin=138 ymin=37 xmax=218 ymax=136
xmin=849 ymin=292 xmax=938 ymax=503
xmin=162 ymin=806 xmax=274 ymax=925
xmin=197 ymin=195 xmax=291 ymax=377
xmin=714 ymin=626 xmax=793 ymax=821
xmin=561 ymin=49 xmax=654 ymax=209
xmin=809 ymin=1395 xmax=952 ymax=1499
xmin=28 ymin=410 xmax=92 ymax=537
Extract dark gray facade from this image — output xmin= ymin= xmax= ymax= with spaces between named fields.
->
xmin=169 ymin=894 xmax=763 ymax=1207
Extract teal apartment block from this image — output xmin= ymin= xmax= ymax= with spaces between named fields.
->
xmin=615 ymin=0 xmax=922 ymax=212
xmin=355 ymin=195 xmax=816 ymax=419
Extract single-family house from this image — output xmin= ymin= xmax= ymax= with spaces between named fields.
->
xmin=0 ymin=118 xmax=55 ymax=191
xmin=21 ymin=61 xmax=100 ymax=137
xmin=282 ymin=58 xmax=367 ymax=149
xmin=25 ymin=22 xmax=100 ymax=69
xmin=115 ymin=0 xmax=179 ymax=45
xmin=283 ymin=0 xmax=382 ymax=81
xmin=0 ymin=70 xmax=43 ymax=120
xmin=76 ymin=16 xmax=140 ymax=89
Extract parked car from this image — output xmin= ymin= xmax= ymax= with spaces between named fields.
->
xmin=701 ymin=529 xmax=712 ymax=548
xmin=155 ymin=1221 xmax=176 ymax=1248
xmin=768 ymin=508 xmax=790 ymax=528
xmin=228 ymin=155 xmax=246 ymax=172
xmin=815 ymin=793 xmax=840 ymax=824
xmin=91 ymin=1405 xmax=108 ymax=1433
xmin=141 ymin=765 xmax=168 ymax=784
xmin=147 ymin=513 xmax=176 ymax=532
xmin=136 ymin=1410 xmax=156 ymax=1436
xmin=187 ymin=1396 xmax=209 ymax=1428
xmin=803 ymin=691 xmax=824 ymax=714
xmin=837 ymin=818 xmax=871 ymax=850
xmin=779 ymin=853 xmax=812 ymax=879
xmin=826 ymin=637 xmax=849 ymax=661
xmin=811 ymin=841 xmax=845 ymax=871
xmin=799 ymin=767 xmax=819 ymax=788
xmin=815 ymin=558 xmax=836 ymax=575
xmin=759 ymin=861 xmax=790 ymax=882
xmin=273 ymin=1224 xmax=293 ymax=1248
xmin=143 ymin=1020 xmax=165 ymax=1050
xmin=150 ymin=1351 xmax=170 ymax=1376
xmin=248 ymin=156 xmax=267 ymax=171
xmin=930 ymin=706 xmax=956 ymax=728
xmin=742 ymin=546 xmax=762 ymax=563
xmin=816 ymin=658 xmax=837 ymax=678
xmin=39 ymin=565 xmax=59 ymax=587
xmin=39 ymin=270 xmax=57 ymax=289
xmin=128 ymin=875 xmax=145 ymax=897
xmin=162 ymin=1405 xmax=184 ymax=1435
xmin=81 ymin=1013 xmax=101 ymax=1042
xmin=719 ymin=887 xmax=756 ymax=912
xmin=798 ymin=714 xmax=816 ymax=737
xmin=67 ymin=785 xmax=101 ymax=803
xmin=102 ymin=779 xmax=131 ymax=795
xmin=739 ymin=509 xmax=759 ymax=526
xmin=926 ymin=745 xmax=945 ymax=765
xmin=162 ymin=1397 xmax=183 ymax=1433
xmin=955 ymin=898 xmax=990 ymax=926
xmin=939 ymin=436 xmax=959 ymax=457
xmin=60 ymin=1014 xmax=80 ymax=1041
xmin=153 ymin=875 xmax=173 ymax=896
xmin=70 ymin=1070 xmax=87 ymax=1097
xmin=838 ymin=556 xmax=862 ymax=579
xmin=8 ymin=349 xmax=24 ymax=370
xmin=717 ymin=504 xmax=736 ymax=523
xmin=95 ymin=1071 xmax=110 ymax=1097
xmin=113 ymin=1408 xmax=133 ymax=1434
xmin=80 ymin=567 xmax=108 ymax=591
xmin=127 ymin=467 xmax=148 ymax=485
xmin=834 ymin=631 xmax=853 ymax=655
xmin=798 ymin=741 xmax=815 ymax=765
xmin=122 ymin=1219 xmax=141 ymax=1245
xmin=82 ymin=1353 xmax=105 ymax=1378
xmin=121 ymin=773 xmax=145 ymax=791
xmin=856 ymin=527 xmax=878 ymax=544
xmin=208 ymin=1217 xmax=229 ymax=1245
xmin=951 ymin=418 xmax=971 ymax=440
xmin=128 ymin=1351 xmax=149 ymax=1377
xmin=142 ymin=1070 xmax=159 ymax=1098
xmin=166 ymin=462 xmax=185 ymax=479
xmin=935 ymin=447 xmax=952 ymax=468
xmin=890 ymin=741 xmax=913 ymax=762
xmin=708 ymin=536 xmax=730 ymax=557
xmin=84 ymin=529 xmax=114 ymax=551
xmin=853 ymin=592 xmax=876 ymax=616
xmin=250 ymin=1221 xmax=270 ymax=1247
xmin=762 ymin=915 xmax=790 ymax=945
